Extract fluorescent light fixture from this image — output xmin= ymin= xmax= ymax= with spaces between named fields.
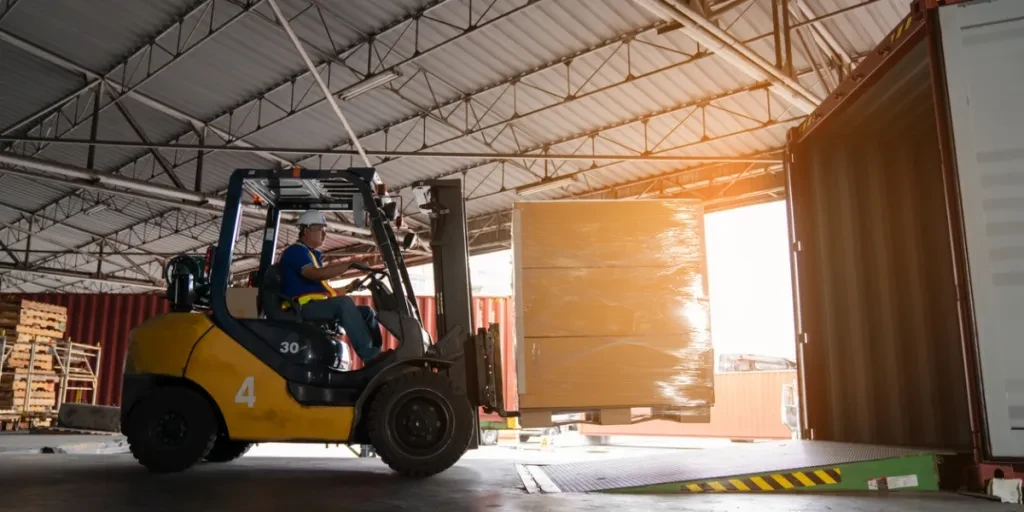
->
xmin=84 ymin=203 xmax=108 ymax=215
xmin=515 ymin=175 xmax=577 ymax=196
xmin=338 ymin=71 xmax=401 ymax=101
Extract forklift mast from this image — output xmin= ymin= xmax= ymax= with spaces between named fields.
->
xmin=413 ymin=179 xmax=475 ymax=396
xmin=414 ymin=178 xmax=516 ymax=441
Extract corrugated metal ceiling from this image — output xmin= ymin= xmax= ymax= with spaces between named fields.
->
xmin=0 ymin=0 xmax=912 ymax=291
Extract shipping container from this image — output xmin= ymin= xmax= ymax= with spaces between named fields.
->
xmin=580 ymin=370 xmax=796 ymax=440
xmin=2 ymin=293 xmax=516 ymax=411
xmin=784 ymin=0 xmax=1024 ymax=482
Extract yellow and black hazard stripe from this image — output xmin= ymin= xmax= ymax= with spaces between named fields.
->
xmin=680 ymin=468 xmax=842 ymax=493
xmin=889 ymin=15 xmax=914 ymax=44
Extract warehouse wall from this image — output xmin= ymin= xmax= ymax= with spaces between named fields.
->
xmin=579 ymin=370 xmax=797 ymax=440
xmin=3 ymin=293 xmax=516 ymax=410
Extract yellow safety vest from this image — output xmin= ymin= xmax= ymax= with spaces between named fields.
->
xmin=282 ymin=245 xmax=339 ymax=310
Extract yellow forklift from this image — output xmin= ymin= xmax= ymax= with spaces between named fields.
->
xmin=121 ymin=167 xmax=513 ymax=476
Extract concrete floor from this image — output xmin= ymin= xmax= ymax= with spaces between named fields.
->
xmin=0 ymin=438 xmax=1018 ymax=511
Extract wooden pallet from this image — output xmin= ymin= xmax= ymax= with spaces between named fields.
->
xmin=6 ymin=325 xmax=65 ymax=339
xmin=0 ymin=299 xmax=68 ymax=316
xmin=6 ymin=348 xmax=55 ymax=371
xmin=4 ymin=340 xmax=57 ymax=368
xmin=0 ymin=377 xmax=56 ymax=393
xmin=0 ymin=317 xmax=66 ymax=332
xmin=0 ymin=390 xmax=56 ymax=401
xmin=0 ymin=398 xmax=55 ymax=410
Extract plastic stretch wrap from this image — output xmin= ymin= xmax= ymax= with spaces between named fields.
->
xmin=513 ymin=200 xmax=714 ymax=412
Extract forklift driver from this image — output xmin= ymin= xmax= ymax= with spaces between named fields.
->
xmin=278 ymin=209 xmax=385 ymax=363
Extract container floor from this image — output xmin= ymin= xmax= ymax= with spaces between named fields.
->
xmin=0 ymin=445 xmax=1016 ymax=511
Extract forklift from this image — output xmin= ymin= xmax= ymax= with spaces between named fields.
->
xmin=121 ymin=167 xmax=514 ymax=476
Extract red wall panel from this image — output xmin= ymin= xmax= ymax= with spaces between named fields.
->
xmin=5 ymin=293 xmax=515 ymax=409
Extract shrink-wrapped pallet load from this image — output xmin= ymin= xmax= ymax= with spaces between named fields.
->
xmin=513 ymin=199 xmax=714 ymax=420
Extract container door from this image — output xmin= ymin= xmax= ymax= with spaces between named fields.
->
xmin=939 ymin=0 xmax=1024 ymax=458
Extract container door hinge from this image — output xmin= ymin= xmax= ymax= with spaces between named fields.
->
xmin=792 ymin=240 xmax=802 ymax=252
xmin=797 ymin=333 xmax=808 ymax=345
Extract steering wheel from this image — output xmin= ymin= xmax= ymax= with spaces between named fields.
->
xmin=348 ymin=263 xmax=388 ymax=291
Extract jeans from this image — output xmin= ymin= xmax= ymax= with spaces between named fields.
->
xmin=300 ymin=296 xmax=381 ymax=362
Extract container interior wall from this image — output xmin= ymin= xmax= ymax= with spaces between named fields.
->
xmin=789 ymin=39 xmax=973 ymax=451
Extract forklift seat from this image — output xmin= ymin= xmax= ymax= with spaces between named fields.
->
xmin=257 ymin=264 xmax=302 ymax=322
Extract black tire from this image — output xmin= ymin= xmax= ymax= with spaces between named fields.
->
xmin=480 ymin=429 xmax=499 ymax=446
xmin=204 ymin=437 xmax=252 ymax=463
xmin=519 ymin=434 xmax=532 ymax=443
xmin=124 ymin=386 xmax=218 ymax=473
xmin=367 ymin=370 xmax=473 ymax=477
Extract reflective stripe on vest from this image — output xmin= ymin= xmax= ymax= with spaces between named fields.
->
xmin=282 ymin=244 xmax=338 ymax=309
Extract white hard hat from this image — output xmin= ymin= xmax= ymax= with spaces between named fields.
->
xmin=297 ymin=209 xmax=327 ymax=226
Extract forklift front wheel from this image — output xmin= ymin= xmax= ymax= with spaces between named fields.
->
xmin=367 ymin=369 xmax=473 ymax=477
xmin=204 ymin=437 xmax=253 ymax=463
xmin=124 ymin=386 xmax=218 ymax=473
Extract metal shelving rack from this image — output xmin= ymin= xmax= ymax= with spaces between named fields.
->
xmin=54 ymin=339 xmax=102 ymax=408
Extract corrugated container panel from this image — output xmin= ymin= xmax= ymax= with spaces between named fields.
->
xmin=2 ymin=0 xmax=192 ymax=73
xmin=787 ymin=36 xmax=973 ymax=451
xmin=0 ymin=39 xmax=88 ymax=133
xmin=579 ymin=370 xmax=797 ymax=440
xmin=3 ymin=293 xmax=170 ymax=406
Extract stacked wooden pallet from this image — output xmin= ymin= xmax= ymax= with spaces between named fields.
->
xmin=0 ymin=299 xmax=65 ymax=414
xmin=0 ymin=373 xmax=56 ymax=412
xmin=0 ymin=299 xmax=67 ymax=339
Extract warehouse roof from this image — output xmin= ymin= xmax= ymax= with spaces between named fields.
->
xmin=0 ymin=0 xmax=911 ymax=293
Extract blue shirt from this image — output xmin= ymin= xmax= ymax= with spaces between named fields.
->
xmin=279 ymin=243 xmax=329 ymax=299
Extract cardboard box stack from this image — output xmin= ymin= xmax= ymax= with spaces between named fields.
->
xmin=0 ymin=299 xmax=66 ymax=414
xmin=513 ymin=199 xmax=715 ymax=417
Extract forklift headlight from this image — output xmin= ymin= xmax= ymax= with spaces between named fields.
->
xmin=382 ymin=202 xmax=399 ymax=221
xmin=412 ymin=186 xmax=430 ymax=210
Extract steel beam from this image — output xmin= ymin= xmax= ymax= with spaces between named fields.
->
xmin=0 ymin=137 xmax=780 ymax=164
xmin=0 ymin=0 xmax=278 ymax=168
xmin=0 ymin=153 xmax=372 ymax=239
xmin=267 ymin=0 xmax=370 ymax=167
xmin=633 ymin=0 xmax=820 ymax=113
xmin=113 ymin=100 xmax=188 ymax=190
xmin=297 ymin=1 xmax=881 ymax=180
xmin=0 ymin=0 xmax=522 ymax=258
xmin=0 ymin=263 xmax=165 ymax=291
xmin=456 ymin=153 xmax=786 ymax=253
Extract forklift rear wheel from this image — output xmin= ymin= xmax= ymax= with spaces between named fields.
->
xmin=124 ymin=386 xmax=218 ymax=473
xmin=204 ymin=437 xmax=252 ymax=463
xmin=368 ymin=370 xmax=473 ymax=477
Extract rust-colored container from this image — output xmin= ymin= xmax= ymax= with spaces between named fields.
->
xmin=580 ymin=370 xmax=796 ymax=440
xmin=3 ymin=293 xmax=517 ymax=410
